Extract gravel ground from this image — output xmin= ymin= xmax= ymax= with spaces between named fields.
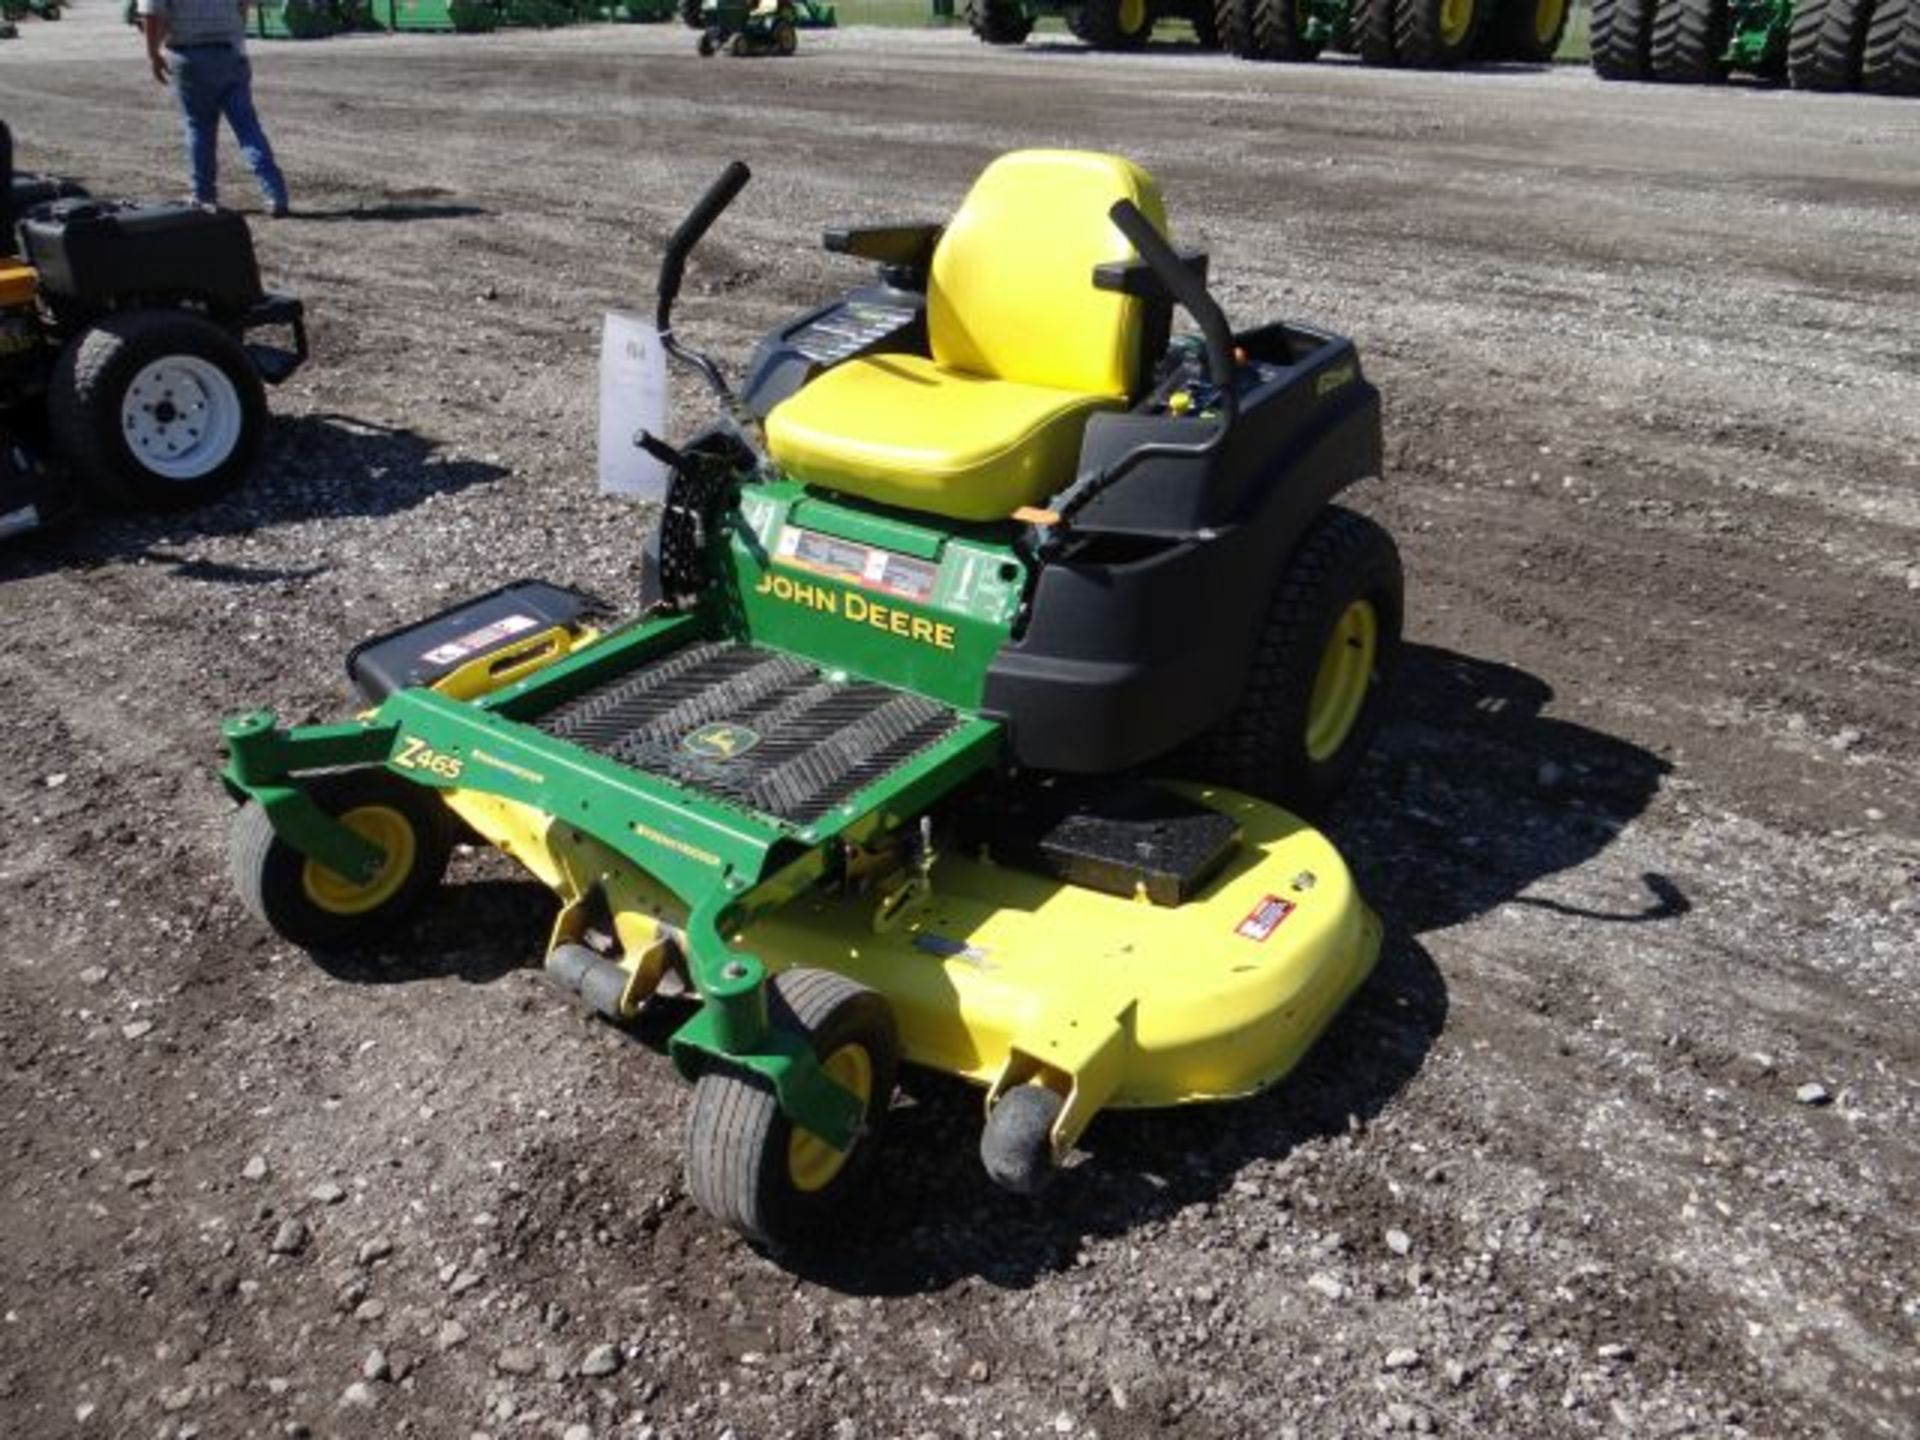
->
xmin=2 ymin=10 xmax=1917 ymax=1439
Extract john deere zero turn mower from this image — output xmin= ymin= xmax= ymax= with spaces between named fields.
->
xmin=0 ymin=121 xmax=307 ymax=540
xmin=220 ymin=151 xmax=1402 ymax=1247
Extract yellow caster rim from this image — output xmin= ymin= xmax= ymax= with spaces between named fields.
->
xmin=1533 ymin=0 xmax=1564 ymax=45
xmin=1118 ymin=0 xmax=1147 ymax=34
xmin=787 ymin=1043 xmax=873 ymax=1193
xmin=1305 ymin=599 xmax=1378 ymax=763
xmin=1438 ymin=0 xmax=1473 ymax=46
xmin=300 ymin=805 xmax=416 ymax=916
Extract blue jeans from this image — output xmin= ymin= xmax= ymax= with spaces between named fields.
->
xmin=170 ymin=46 xmax=288 ymax=211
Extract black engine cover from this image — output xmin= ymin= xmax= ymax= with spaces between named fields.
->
xmin=19 ymin=200 xmax=264 ymax=314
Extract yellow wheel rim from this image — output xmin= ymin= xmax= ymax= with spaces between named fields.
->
xmin=1305 ymin=600 xmax=1379 ymax=764
xmin=787 ymin=1043 xmax=872 ymax=1194
xmin=1533 ymin=0 xmax=1564 ymax=45
xmin=1438 ymin=0 xmax=1472 ymax=46
xmin=300 ymin=805 xmax=416 ymax=917
xmin=1117 ymin=0 xmax=1147 ymax=34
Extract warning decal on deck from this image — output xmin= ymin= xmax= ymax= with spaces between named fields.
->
xmin=421 ymin=613 xmax=538 ymax=667
xmin=1234 ymin=894 xmax=1296 ymax=943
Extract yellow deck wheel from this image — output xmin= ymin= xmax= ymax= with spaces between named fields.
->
xmin=1534 ymin=0 xmax=1566 ymax=45
xmin=300 ymin=805 xmax=417 ymax=915
xmin=787 ymin=1043 xmax=874 ymax=1192
xmin=1118 ymin=0 xmax=1147 ymax=33
xmin=1438 ymin=0 xmax=1475 ymax=47
xmin=1305 ymin=599 xmax=1378 ymax=764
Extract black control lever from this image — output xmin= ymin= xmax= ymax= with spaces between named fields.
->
xmin=656 ymin=160 xmax=751 ymax=333
xmin=1039 ymin=202 xmax=1240 ymax=538
xmin=1106 ymin=198 xmax=1237 ymax=421
xmin=653 ymin=161 xmax=752 ymax=408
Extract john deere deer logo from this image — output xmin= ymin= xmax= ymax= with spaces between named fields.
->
xmin=680 ymin=722 xmax=761 ymax=761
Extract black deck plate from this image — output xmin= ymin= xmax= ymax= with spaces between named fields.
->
xmin=531 ymin=641 xmax=962 ymax=828
xmin=956 ymin=776 xmax=1242 ymax=907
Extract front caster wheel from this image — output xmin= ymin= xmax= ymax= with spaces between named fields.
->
xmin=980 ymin=1083 xmax=1064 ymax=1195
xmin=685 ymin=969 xmax=898 ymax=1248
xmin=228 ymin=769 xmax=452 ymax=951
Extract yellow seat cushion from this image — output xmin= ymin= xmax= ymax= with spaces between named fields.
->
xmin=764 ymin=352 xmax=1118 ymax=522
xmin=764 ymin=149 xmax=1169 ymax=521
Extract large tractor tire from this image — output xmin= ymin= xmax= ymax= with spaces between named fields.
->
xmin=1177 ymin=506 xmax=1405 ymax=820
xmin=1590 ymin=0 xmax=1656 ymax=76
xmin=48 ymin=309 xmax=267 ymax=513
xmin=1862 ymin=0 xmax=1920 ymax=91
xmin=965 ymin=0 xmax=1033 ymax=40
xmin=1212 ymin=0 xmax=1253 ymax=50
xmin=1248 ymin=0 xmax=1321 ymax=56
xmin=1789 ymin=0 xmax=1875 ymax=87
xmin=1476 ymin=0 xmax=1569 ymax=58
xmin=1189 ymin=0 xmax=1221 ymax=45
xmin=1068 ymin=0 xmax=1155 ymax=47
xmin=1393 ymin=0 xmax=1487 ymax=65
xmin=1649 ymin=0 xmax=1728 ymax=80
xmin=1351 ymin=0 xmax=1399 ymax=60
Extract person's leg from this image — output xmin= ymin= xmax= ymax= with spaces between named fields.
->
xmin=171 ymin=50 xmax=221 ymax=205
xmin=217 ymin=53 xmax=290 ymax=214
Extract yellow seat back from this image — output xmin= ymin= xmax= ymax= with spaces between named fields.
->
xmin=928 ymin=150 xmax=1166 ymax=400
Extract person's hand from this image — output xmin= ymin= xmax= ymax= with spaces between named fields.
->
xmin=150 ymin=51 xmax=171 ymax=84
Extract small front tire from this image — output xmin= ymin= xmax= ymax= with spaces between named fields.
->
xmin=229 ymin=769 xmax=452 ymax=952
xmin=684 ymin=969 xmax=899 ymax=1248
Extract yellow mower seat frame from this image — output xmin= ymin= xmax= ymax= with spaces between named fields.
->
xmin=765 ymin=150 xmax=1168 ymax=522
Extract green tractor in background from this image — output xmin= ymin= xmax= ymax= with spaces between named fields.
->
xmin=1592 ymin=0 xmax=1918 ymax=91
xmin=962 ymin=0 xmax=1569 ymax=66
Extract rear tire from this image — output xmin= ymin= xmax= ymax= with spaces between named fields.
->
xmin=965 ymin=0 xmax=1033 ymax=41
xmin=1177 ymin=506 xmax=1404 ymax=819
xmin=1590 ymin=0 xmax=1655 ymax=76
xmin=1212 ymin=0 xmax=1254 ymax=51
xmin=1352 ymin=0 xmax=1400 ymax=61
xmin=1394 ymin=0 xmax=1487 ymax=64
xmin=1476 ymin=0 xmax=1568 ymax=58
xmin=1790 ymin=0 xmax=1875 ymax=87
xmin=684 ymin=969 xmax=898 ymax=1248
xmin=229 ymin=770 xmax=452 ymax=953
xmin=48 ymin=310 xmax=266 ymax=513
xmin=1248 ymin=0 xmax=1320 ymax=56
xmin=1067 ymin=0 xmax=1155 ymax=47
xmin=1863 ymin=0 xmax=1920 ymax=91
xmin=1189 ymin=0 xmax=1221 ymax=45
xmin=1649 ymin=0 xmax=1728 ymax=80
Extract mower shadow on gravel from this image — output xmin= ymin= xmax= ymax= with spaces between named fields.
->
xmin=776 ymin=643 xmax=1681 ymax=1294
xmin=0 ymin=414 xmax=507 ymax=585
xmin=293 ymin=203 xmax=489 ymax=225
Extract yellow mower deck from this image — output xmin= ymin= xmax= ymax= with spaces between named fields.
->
xmin=444 ymin=780 xmax=1380 ymax=1161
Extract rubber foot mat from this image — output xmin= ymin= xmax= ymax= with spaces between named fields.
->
xmin=532 ymin=641 xmax=960 ymax=826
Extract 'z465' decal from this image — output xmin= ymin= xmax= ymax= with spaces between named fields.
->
xmin=394 ymin=736 xmax=464 ymax=781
